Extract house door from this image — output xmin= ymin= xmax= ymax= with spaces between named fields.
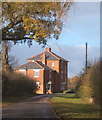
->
xmin=46 ymin=81 xmax=52 ymax=94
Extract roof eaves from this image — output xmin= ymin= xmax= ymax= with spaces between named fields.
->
xmin=60 ymin=57 xmax=68 ymax=62
xmin=15 ymin=63 xmax=28 ymax=70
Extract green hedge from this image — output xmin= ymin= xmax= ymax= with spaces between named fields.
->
xmin=2 ymin=71 xmax=36 ymax=97
xmin=76 ymin=61 xmax=101 ymax=106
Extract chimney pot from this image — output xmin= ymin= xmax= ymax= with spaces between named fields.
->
xmin=46 ymin=48 xmax=51 ymax=52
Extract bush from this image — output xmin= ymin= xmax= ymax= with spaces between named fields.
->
xmin=77 ymin=68 xmax=93 ymax=98
xmin=76 ymin=61 xmax=101 ymax=106
xmin=68 ymin=76 xmax=79 ymax=90
xmin=91 ymin=62 xmax=100 ymax=106
xmin=2 ymin=71 xmax=36 ymax=97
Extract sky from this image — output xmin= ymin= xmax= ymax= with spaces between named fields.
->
xmin=10 ymin=2 xmax=100 ymax=78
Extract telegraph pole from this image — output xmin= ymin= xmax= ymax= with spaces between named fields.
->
xmin=85 ymin=42 xmax=88 ymax=71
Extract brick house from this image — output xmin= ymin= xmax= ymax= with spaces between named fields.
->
xmin=15 ymin=48 xmax=68 ymax=94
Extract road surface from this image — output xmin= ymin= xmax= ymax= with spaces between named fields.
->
xmin=2 ymin=94 xmax=57 ymax=119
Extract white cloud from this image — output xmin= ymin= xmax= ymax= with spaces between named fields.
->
xmin=51 ymin=44 xmax=100 ymax=78
xmin=10 ymin=43 xmax=100 ymax=78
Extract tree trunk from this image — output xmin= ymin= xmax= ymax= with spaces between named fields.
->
xmin=2 ymin=42 xmax=9 ymax=72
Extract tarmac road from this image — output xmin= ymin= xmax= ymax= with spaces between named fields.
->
xmin=2 ymin=94 xmax=57 ymax=119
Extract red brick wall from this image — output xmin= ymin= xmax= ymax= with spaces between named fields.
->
xmin=59 ymin=61 xmax=68 ymax=90
xmin=15 ymin=69 xmax=45 ymax=94
xmin=34 ymin=70 xmax=44 ymax=94
xmin=47 ymin=60 xmax=60 ymax=72
xmin=46 ymin=60 xmax=61 ymax=92
xmin=15 ymin=59 xmax=68 ymax=93
xmin=46 ymin=60 xmax=68 ymax=92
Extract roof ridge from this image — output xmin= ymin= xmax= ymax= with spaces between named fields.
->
xmin=26 ymin=51 xmax=46 ymax=60
xmin=26 ymin=49 xmax=68 ymax=61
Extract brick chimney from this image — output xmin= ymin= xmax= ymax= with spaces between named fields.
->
xmin=42 ymin=53 xmax=47 ymax=64
xmin=46 ymin=48 xmax=51 ymax=52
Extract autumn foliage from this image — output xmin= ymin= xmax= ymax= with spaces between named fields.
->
xmin=76 ymin=61 xmax=101 ymax=106
xmin=2 ymin=2 xmax=73 ymax=46
xmin=68 ymin=76 xmax=79 ymax=90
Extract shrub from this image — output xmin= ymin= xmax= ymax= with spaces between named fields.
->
xmin=76 ymin=61 xmax=101 ymax=106
xmin=68 ymin=76 xmax=79 ymax=90
xmin=90 ymin=62 xmax=100 ymax=106
xmin=2 ymin=71 xmax=36 ymax=97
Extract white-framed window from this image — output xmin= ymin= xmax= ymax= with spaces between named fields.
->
xmin=49 ymin=71 xmax=52 ymax=78
xmin=61 ymin=71 xmax=63 ymax=78
xmin=19 ymin=69 xmax=26 ymax=75
xmin=52 ymin=62 xmax=55 ymax=67
xmin=61 ymin=83 xmax=65 ymax=90
xmin=34 ymin=70 xmax=40 ymax=77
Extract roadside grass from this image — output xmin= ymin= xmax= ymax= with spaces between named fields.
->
xmin=2 ymin=94 xmax=38 ymax=107
xmin=51 ymin=94 xmax=100 ymax=119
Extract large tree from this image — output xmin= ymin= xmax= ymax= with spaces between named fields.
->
xmin=2 ymin=1 xmax=73 ymax=46
xmin=0 ymin=41 xmax=19 ymax=71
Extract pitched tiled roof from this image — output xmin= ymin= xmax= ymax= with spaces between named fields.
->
xmin=15 ymin=62 xmax=42 ymax=70
xmin=51 ymin=52 xmax=68 ymax=62
xmin=27 ymin=51 xmax=68 ymax=62
xmin=36 ymin=61 xmax=54 ymax=71
xmin=15 ymin=61 xmax=54 ymax=71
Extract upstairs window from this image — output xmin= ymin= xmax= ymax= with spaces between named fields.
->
xmin=61 ymin=71 xmax=63 ymax=78
xmin=52 ymin=62 xmax=55 ymax=67
xmin=34 ymin=70 xmax=39 ymax=77
xmin=61 ymin=61 xmax=63 ymax=68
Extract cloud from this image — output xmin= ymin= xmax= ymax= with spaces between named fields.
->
xmin=51 ymin=44 xmax=100 ymax=78
xmin=9 ymin=2 xmax=100 ymax=78
xmin=10 ymin=43 xmax=100 ymax=78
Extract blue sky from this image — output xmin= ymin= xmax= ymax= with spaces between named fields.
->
xmin=10 ymin=2 xmax=100 ymax=78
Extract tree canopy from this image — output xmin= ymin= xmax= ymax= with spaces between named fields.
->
xmin=2 ymin=2 xmax=73 ymax=46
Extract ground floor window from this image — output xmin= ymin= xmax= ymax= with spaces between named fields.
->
xmin=34 ymin=70 xmax=40 ymax=77
xmin=61 ymin=84 xmax=65 ymax=90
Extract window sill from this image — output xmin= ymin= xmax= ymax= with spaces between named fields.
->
xmin=34 ymin=76 xmax=39 ymax=78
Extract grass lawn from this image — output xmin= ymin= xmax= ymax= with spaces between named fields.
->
xmin=2 ymin=94 xmax=38 ymax=107
xmin=51 ymin=94 xmax=100 ymax=119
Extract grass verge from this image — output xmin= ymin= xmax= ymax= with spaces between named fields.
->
xmin=51 ymin=94 xmax=100 ymax=119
